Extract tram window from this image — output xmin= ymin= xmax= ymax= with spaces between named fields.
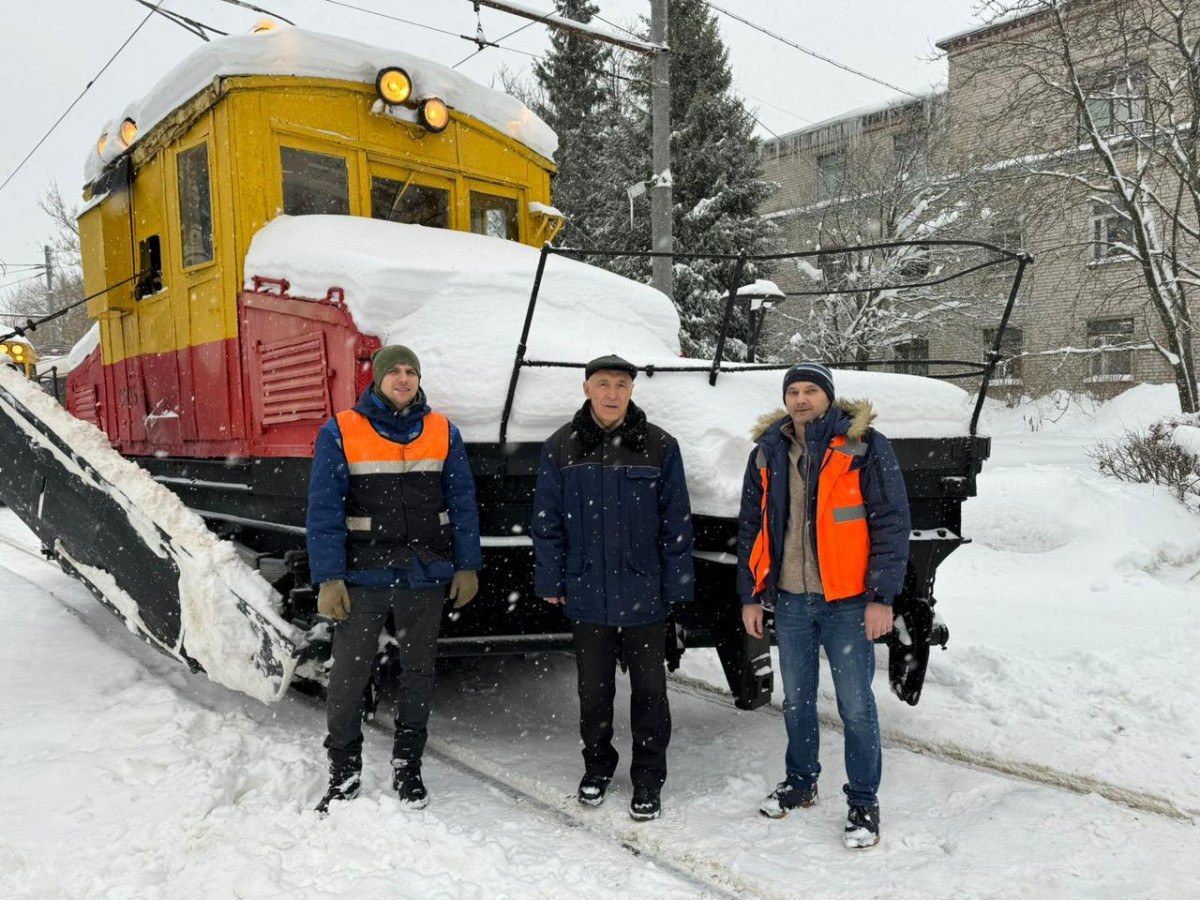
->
xmin=280 ymin=147 xmax=350 ymax=216
xmin=136 ymin=235 xmax=163 ymax=299
xmin=177 ymin=143 xmax=214 ymax=267
xmin=470 ymin=192 xmax=519 ymax=241
xmin=371 ymin=177 xmax=449 ymax=228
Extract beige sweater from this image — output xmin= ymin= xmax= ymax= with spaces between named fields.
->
xmin=777 ymin=420 xmax=824 ymax=596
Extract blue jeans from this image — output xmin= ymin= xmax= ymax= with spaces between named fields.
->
xmin=774 ymin=590 xmax=881 ymax=809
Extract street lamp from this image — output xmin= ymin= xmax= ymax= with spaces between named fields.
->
xmin=737 ymin=279 xmax=785 ymax=362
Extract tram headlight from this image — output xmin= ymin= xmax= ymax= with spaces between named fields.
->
xmin=375 ymin=67 xmax=413 ymax=106
xmin=11 ymin=345 xmax=23 ymax=358
xmin=419 ymin=97 xmax=450 ymax=134
xmin=120 ymin=118 xmax=138 ymax=147
xmin=251 ymin=18 xmax=276 ymax=33
xmin=97 ymin=133 xmax=108 ymax=156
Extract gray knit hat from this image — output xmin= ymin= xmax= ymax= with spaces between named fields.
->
xmin=782 ymin=362 xmax=835 ymax=403
xmin=372 ymin=345 xmax=421 ymax=395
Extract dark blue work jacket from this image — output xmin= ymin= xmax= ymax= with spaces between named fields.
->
xmin=532 ymin=401 xmax=694 ymax=627
xmin=306 ymin=387 xmax=482 ymax=588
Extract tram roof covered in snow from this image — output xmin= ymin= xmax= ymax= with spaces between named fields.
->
xmin=84 ymin=25 xmax=557 ymax=185
xmin=244 ymin=216 xmax=982 ymax=516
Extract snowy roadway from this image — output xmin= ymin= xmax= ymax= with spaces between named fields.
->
xmin=3 ymin=388 xmax=1199 ymax=898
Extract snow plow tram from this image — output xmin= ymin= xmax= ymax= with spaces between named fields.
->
xmin=0 ymin=26 xmax=1027 ymax=709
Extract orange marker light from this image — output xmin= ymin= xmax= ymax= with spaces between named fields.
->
xmin=120 ymin=118 xmax=138 ymax=146
xmin=97 ymin=133 xmax=108 ymax=156
xmin=375 ymin=67 xmax=412 ymax=106
xmin=419 ymin=98 xmax=450 ymax=133
xmin=251 ymin=18 xmax=276 ymax=33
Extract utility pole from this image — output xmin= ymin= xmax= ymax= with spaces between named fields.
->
xmin=649 ymin=0 xmax=672 ymax=299
xmin=43 ymin=245 xmax=53 ymax=293
xmin=470 ymin=0 xmax=673 ymax=298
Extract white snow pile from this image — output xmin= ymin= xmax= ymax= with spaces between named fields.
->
xmin=0 ymin=365 xmax=300 ymax=703
xmin=85 ymin=25 xmax=556 ymax=184
xmin=244 ymin=215 xmax=982 ymax=515
xmin=66 ymin=322 xmax=100 ymax=372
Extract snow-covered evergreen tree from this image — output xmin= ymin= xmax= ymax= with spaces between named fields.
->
xmin=603 ymin=0 xmax=779 ymax=358
xmin=531 ymin=0 xmax=617 ymax=249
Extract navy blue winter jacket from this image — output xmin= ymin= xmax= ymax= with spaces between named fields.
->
xmin=532 ymin=401 xmax=694 ymax=627
xmin=736 ymin=399 xmax=910 ymax=607
xmin=306 ymin=387 xmax=482 ymax=588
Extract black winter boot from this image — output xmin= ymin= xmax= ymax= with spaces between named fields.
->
xmin=392 ymin=760 xmax=429 ymax=810
xmin=629 ymin=786 xmax=661 ymax=821
xmin=315 ymin=761 xmax=361 ymax=816
xmin=577 ymin=773 xmax=611 ymax=807
xmin=759 ymin=780 xmax=819 ymax=819
xmin=843 ymin=804 xmax=881 ymax=849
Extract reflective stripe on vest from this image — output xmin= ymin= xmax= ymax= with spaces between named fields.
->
xmin=815 ymin=435 xmax=871 ymax=601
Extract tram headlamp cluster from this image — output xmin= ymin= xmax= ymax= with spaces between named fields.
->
xmin=374 ymin=67 xmax=450 ymax=134
xmin=120 ymin=118 xmax=138 ymax=147
xmin=10 ymin=345 xmax=24 ymax=358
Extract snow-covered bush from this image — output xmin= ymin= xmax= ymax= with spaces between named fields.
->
xmin=1088 ymin=415 xmax=1200 ymax=511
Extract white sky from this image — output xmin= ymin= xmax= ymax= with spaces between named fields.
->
xmin=0 ymin=0 xmax=983 ymax=285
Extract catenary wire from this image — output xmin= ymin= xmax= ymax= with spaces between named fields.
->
xmin=0 ymin=2 xmax=164 ymax=200
xmin=702 ymin=1 xmax=922 ymax=99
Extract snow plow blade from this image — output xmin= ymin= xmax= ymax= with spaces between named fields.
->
xmin=0 ymin=368 xmax=301 ymax=704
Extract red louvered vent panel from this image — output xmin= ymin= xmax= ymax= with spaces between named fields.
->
xmin=73 ymin=384 xmax=100 ymax=428
xmin=255 ymin=332 xmax=331 ymax=427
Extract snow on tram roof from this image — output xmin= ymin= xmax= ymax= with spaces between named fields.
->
xmin=85 ymin=26 xmax=557 ymax=185
xmin=245 ymin=216 xmax=981 ymax=516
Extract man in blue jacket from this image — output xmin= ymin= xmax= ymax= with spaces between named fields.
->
xmin=737 ymin=363 xmax=909 ymax=849
xmin=532 ymin=355 xmax=693 ymax=822
xmin=307 ymin=344 xmax=481 ymax=815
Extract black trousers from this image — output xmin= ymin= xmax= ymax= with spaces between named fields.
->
xmin=324 ymin=584 xmax=445 ymax=772
xmin=572 ymin=620 xmax=671 ymax=790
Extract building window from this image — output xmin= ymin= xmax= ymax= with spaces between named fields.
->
xmin=136 ymin=235 xmax=163 ymax=299
xmin=815 ymin=149 xmax=847 ymax=201
xmin=280 ymin=147 xmax=350 ymax=217
xmin=371 ymin=177 xmax=449 ymax=229
xmin=1087 ymin=318 xmax=1134 ymax=378
xmin=893 ymin=337 xmax=929 ymax=376
xmin=470 ymin=192 xmax=519 ymax=241
xmin=1080 ymin=69 xmax=1148 ymax=139
xmin=893 ymin=130 xmax=928 ymax=181
xmin=1091 ymin=202 xmax=1134 ymax=261
xmin=177 ymin=143 xmax=213 ymax=268
xmin=983 ymin=325 xmax=1023 ymax=382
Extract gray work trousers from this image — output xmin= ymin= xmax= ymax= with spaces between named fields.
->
xmin=324 ymin=584 xmax=445 ymax=772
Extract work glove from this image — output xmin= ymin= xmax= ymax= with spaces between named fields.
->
xmin=317 ymin=579 xmax=351 ymax=620
xmin=449 ymin=570 xmax=479 ymax=609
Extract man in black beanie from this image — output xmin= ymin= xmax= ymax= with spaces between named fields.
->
xmin=307 ymin=344 xmax=482 ymax=814
xmin=532 ymin=354 xmax=694 ymax=822
xmin=737 ymin=361 xmax=910 ymax=849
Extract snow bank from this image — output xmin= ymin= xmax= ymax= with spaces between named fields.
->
xmin=0 ymin=365 xmax=299 ymax=703
xmin=244 ymin=216 xmax=981 ymax=515
xmin=85 ymin=26 xmax=556 ymax=184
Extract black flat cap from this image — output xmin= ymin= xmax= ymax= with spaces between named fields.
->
xmin=584 ymin=354 xmax=638 ymax=380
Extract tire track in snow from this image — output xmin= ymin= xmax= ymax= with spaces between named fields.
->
xmin=666 ymin=672 xmax=1198 ymax=824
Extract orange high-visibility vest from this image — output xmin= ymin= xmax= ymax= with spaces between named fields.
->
xmin=335 ymin=409 xmax=452 ymax=569
xmin=750 ymin=434 xmax=871 ymax=602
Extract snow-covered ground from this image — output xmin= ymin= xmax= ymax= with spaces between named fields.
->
xmin=2 ymin=387 xmax=1198 ymax=898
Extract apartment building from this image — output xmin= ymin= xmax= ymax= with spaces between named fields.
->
xmin=758 ymin=0 xmax=1199 ymax=400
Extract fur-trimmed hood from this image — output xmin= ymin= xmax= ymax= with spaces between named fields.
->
xmin=750 ymin=398 xmax=877 ymax=443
